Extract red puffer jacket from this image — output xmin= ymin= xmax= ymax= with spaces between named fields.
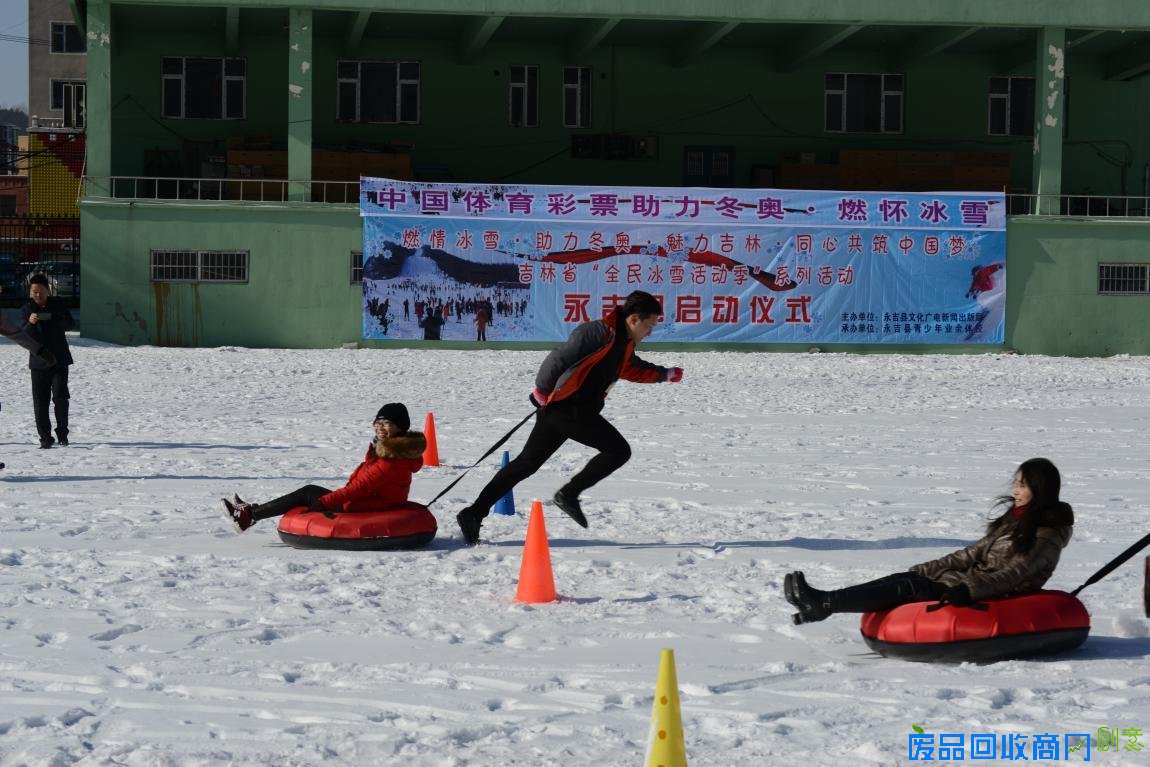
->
xmin=318 ymin=431 xmax=426 ymax=513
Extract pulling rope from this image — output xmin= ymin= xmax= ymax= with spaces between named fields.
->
xmin=422 ymin=408 xmax=537 ymax=507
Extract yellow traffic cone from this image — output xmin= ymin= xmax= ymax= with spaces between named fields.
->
xmin=645 ymin=648 xmax=687 ymax=767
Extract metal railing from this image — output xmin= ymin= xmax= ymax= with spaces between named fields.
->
xmin=81 ymin=176 xmax=361 ymax=205
xmin=1006 ymin=194 xmax=1150 ymax=218
xmin=79 ymin=177 xmax=1150 ymax=218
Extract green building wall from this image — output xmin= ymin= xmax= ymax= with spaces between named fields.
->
xmin=102 ymin=9 xmax=1150 ymax=196
xmin=79 ymin=200 xmax=1150 ymax=356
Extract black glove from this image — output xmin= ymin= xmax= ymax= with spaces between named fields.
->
xmin=306 ymin=500 xmax=336 ymax=519
xmin=939 ymin=583 xmax=974 ymax=607
xmin=35 ymin=347 xmax=56 ymax=367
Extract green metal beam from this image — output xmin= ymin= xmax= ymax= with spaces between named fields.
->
xmin=673 ymin=21 xmax=739 ymax=67
xmin=995 ymin=40 xmax=1036 ymax=72
xmin=225 ymin=7 xmax=239 ymax=54
xmin=1104 ymin=38 xmax=1150 ymax=80
xmin=287 ymin=8 xmax=312 ymax=201
xmin=458 ymin=15 xmax=504 ymax=64
xmin=1031 ymin=27 xmax=1065 ymax=214
xmin=567 ymin=17 xmax=619 ymax=61
xmin=776 ymin=24 xmax=865 ymax=72
xmin=1066 ymin=29 xmax=1106 ymax=47
xmin=892 ymin=25 xmax=982 ymax=67
xmin=90 ymin=0 xmax=1150 ymax=31
xmin=344 ymin=11 xmax=371 ymax=57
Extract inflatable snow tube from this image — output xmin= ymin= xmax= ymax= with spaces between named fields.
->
xmin=277 ymin=501 xmax=437 ymax=551
xmin=860 ymin=590 xmax=1089 ymax=663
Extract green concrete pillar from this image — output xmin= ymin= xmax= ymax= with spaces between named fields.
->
xmin=288 ymin=8 xmax=313 ymax=201
xmin=84 ymin=0 xmax=111 ymax=196
xmin=1031 ymin=26 xmax=1065 ymax=215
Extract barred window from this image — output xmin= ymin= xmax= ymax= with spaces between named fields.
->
xmin=151 ymin=250 xmax=248 ymax=283
xmin=1098 ymin=263 xmax=1150 ymax=295
xmin=351 ymin=250 xmax=363 ymax=284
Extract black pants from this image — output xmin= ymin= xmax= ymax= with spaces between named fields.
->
xmin=470 ymin=401 xmax=631 ymax=518
xmin=251 ymin=484 xmax=331 ymax=521
xmin=827 ymin=572 xmax=948 ymax=614
xmin=31 ymin=365 xmax=69 ymax=442
xmin=476 ymin=327 xmax=486 ymax=341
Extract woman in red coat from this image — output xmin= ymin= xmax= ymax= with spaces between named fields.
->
xmin=223 ymin=403 xmax=425 ymax=532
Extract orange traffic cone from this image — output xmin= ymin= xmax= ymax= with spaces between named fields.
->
xmin=645 ymin=648 xmax=687 ymax=767
xmin=422 ymin=412 xmax=439 ymax=467
xmin=515 ymin=500 xmax=557 ymax=603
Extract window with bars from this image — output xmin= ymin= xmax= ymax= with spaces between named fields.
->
xmin=151 ymin=250 xmax=248 ymax=283
xmin=351 ymin=251 xmax=363 ymax=284
xmin=825 ymin=73 xmax=903 ymax=134
xmin=337 ymin=61 xmax=420 ymax=123
xmin=161 ymin=57 xmax=246 ymax=119
xmin=563 ymin=66 xmax=592 ymax=129
xmin=50 ymin=22 xmax=85 ymax=54
xmin=1098 ymin=263 xmax=1150 ymax=295
xmin=988 ymin=76 xmax=1036 ymax=137
xmin=509 ymin=65 xmax=539 ymax=127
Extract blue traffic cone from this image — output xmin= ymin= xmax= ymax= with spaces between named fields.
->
xmin=493 ymin=450 xmax=516 ymax=516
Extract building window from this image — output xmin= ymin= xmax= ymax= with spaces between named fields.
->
xmin=336 ymin=61 xmax=420 ymax=123
xmin=0 ymin=196 xmax=16 ymax=216
xmin=509 ymin=65 xmax=539 ymax=127
xmin=825 ymin=73 xmax=903 ymax=134
xmin=563 ymin=66 xmax=592 ymax=129
xmin=987 ymin=76 xmax=1037 ymax=137
xmin=351 ymin=250 xmax=363 ymax=284
xmin=50 ymin=79 xmax=85 ymax=110
xmin=1098 ymin=263 xmax=1150 ymax=295
xmin=151 ymin=250 xmax=248 ymax=282
xmin=50 ymin=22 xmax=85 ymax=54
xmin=161 ymin=57 xmax=246 ymax=119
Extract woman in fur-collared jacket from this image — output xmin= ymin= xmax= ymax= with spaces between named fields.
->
xmin=784 ymin=457 xmax=1074 ymax=624
xmin=222 ymin=403 xmax=426 ymax=533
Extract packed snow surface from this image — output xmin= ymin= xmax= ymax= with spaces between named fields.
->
xmin=1 ymin=339 xmax=1149 ymax=765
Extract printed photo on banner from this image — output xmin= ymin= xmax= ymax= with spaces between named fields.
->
xmin=359 ymin=179 xmax=1006 ymax=344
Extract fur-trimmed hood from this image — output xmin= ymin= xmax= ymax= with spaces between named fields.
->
xmin=374 ymin=431 xmax=426 ymax=459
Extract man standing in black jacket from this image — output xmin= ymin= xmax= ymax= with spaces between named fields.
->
xmin=1 ymin=284 xmax=56 ymax=468
xmin=21 ymin=274 xmax=75 ymax=448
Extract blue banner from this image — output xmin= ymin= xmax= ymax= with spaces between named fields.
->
xmin=360 ymin=179 xmax=1005 ymax=344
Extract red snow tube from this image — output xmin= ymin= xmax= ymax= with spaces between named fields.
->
xmin=860 ymin=590 xmax=1089 ymax=663
xmin=277 ymin=502 xmax=437 ymax=551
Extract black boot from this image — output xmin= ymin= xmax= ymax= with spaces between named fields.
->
xmin=784 ymin=571 xmax=832 ymax=624
xmin=456 ymin=506 xmax=484 ymax=545
xmin=552 ymin=487 xmax=588 ymax=528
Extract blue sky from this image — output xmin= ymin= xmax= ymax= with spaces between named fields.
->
xmin=0 ymin=0 xmax=30 ymax=109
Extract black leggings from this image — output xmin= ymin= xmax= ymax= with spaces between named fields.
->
xmin=827 ymin=572 xmax=949 ymax=613
xmin=251 ymin=484 xmax=331 ymax=521
xmin=470 ymin=402 xmax=631 ymax=517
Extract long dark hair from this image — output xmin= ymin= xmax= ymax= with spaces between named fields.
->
xmin=988 ymin=457 xmax=1064 ymax=552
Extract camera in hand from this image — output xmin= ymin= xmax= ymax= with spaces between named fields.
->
xmin=37 ymin=312 xmax=52 ymax=320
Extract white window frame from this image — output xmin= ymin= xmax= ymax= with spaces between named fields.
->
xmin=509 ymin=64 xmax=539 ymax=128
xmin=151 ymin=250 xmax=248 ymax=283
xmin=988 ymin=76 xmax=1033 ymax=137
xmin=336 ymin=60 xmax=421 ymax=124
xmin=562 ymin=66 xmax=592 ymax=129
xmin=351 ymin=250 xmax=363 ymax=284
xmin=1098 ymin=263 xmax=1150 ymax=295
xmin=161 ymin=57 xmax=246 ymax=120
xmin=49 ymin=21 xmax=85 ymax=54
xmin=824 ymin=72 xmax=904 ymax=134
xmin=49 ymin=78 xmax=86 ymax=110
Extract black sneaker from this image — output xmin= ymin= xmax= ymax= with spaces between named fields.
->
xmin=552 ymin=488 xmax=588 ymax=528
xmin=222 ymin=498 xmax=254 ymax=532
xmin=456 ymin=506 xmax=483 ymax=545
xmin=39 ymin=439 xmax=53 ymax=449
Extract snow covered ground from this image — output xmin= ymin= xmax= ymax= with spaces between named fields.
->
xmin=1 ymin=338 xmax=1149 ymax=766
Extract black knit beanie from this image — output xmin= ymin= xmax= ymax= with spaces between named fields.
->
xmin=374 ymin=403 xmax=410 ymax=433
